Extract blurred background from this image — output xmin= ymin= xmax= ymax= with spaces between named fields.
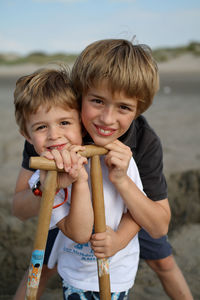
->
xmin=0 ymin=1 xmax=200 ymax=299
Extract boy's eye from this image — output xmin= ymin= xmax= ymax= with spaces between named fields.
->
xmin=61 ymin=121 xmax=70 ymax=125
xmin=91 ymin=98 xmax=103 ymax=104
xmin=120 ymin=105 xmax=131 ymax=111
xmin=36 ymin=125 xmax=46 ymax=131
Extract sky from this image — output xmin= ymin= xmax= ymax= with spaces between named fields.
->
xmin=1 ymin=0 xmax=200 ymax=55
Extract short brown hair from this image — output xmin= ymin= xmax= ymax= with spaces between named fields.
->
xmin=71 ymin=39 xmax=159 ymax=117
xmin=14 ymin=66 xmax=78 ymax=136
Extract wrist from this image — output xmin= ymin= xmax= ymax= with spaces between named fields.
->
xmin=112 ymin=174 xmax=129 ymax=188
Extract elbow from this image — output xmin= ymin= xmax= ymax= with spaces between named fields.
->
xmin=73 ymin=229 xmax=93 ymax=244
xmin=73 ymin=234 xmax=91 ymax=244
xmin=11 ymin=202 xmax=26 ymax=222
xmin=150 ymin=227 xmax=169 ymax=239
xmin=149 ymin=219 xmax=170 ymax=239
xmin=151 ymin=205 xmax=171 ymax=238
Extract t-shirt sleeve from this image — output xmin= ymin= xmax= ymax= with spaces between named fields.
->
xmin=127 ymin=157 xmax=144 ymax=194
xmin=136 ymin=130 xmax=168 ymax=201
xmin=50 ymin=186 xmax=72 ymax=229
xmin=22 ymin=140 xmax=38 ymax=171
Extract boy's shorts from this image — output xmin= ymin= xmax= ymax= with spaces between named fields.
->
xmin=139 ymin=228 xmax=172 ymax=260
xmin=43 ymin=227 xmax=172 ymax=265
xmin=43 ymin=227 xmax=59 ymax=265
xmin=62 ymin=281 xmax=129 ymax=300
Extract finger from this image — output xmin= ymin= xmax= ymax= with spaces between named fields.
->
xmin=91 ymin=232 xmax=107 ymax=241
xmin=94 ymin=252 xmax=108 ymax=259
xmin=50 ymin=149 xmax=65 ymax=169
xmin=105 ymin=140 xmax=131 ymax=154
xmin=104 ymin=155 xmax=126 ymax=171
xmin=76 ymin=156 xmax=88 ymax=169
xmin=60 ymin=149 xmax=72 ymax=172
xmin=70 ymin=150 xmax=79 ymax=168
xmin=91 ymin=245 xmax=106 ymax=253
xmin=41 ymin=151 xmax=54 ymax=160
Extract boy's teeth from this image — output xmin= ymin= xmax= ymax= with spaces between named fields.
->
xmin=99 ymin=128 xmax=111 ymax=134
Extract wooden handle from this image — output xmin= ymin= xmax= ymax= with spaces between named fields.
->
xmin=27 ymin=145 xmax=111 ymax=299
xmin=29 ymin=145 xmax=108 ymax=171
xmin=91 ymin=155 xmax=111 ymax=300
xmin=79 ymin=144 xmax=108 ymax=157
xmin=25 ymin=171 xmax=57 ymax=300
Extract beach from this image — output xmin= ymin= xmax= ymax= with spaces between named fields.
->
xmin=0 ymin=54 xmax=200 ymax=299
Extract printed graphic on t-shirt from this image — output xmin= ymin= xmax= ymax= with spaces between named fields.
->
xmin=63 ymin=242 xmax=96 ymax=261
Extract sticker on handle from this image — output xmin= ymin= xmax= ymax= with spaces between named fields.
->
xmin=27 ymin=249 xmax=45 ymax=288
xmin=97 ymin=258 xmax=110 ymax=277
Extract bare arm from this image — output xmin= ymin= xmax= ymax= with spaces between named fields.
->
xmin=115 ymin=177 xmax=170 ymax=238
xmin=58 ymin=179 xmax=94 ymax=244
xmin=105 ymin=140 xmax=171 ymax=238
xmin=49 ymin=148 xmax=94 ymax=244
xmin=12 ymin=167 xmax=41 ymax=221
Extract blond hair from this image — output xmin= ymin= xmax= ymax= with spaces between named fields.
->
xmin=71 ymin=39 xmax=159 ymax=117
xmin=14 ymin=66 xmax=78 ymax=136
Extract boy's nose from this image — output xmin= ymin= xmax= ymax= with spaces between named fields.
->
xmin=48 ymin=126 xmax=60 ymax=140
xmin=100 ymin=106 xmax=115 ymax=125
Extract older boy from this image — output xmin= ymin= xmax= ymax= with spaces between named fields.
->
xmin=70 ymin=39 xmax=192 ymax=299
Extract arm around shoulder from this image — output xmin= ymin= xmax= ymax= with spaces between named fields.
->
xmin=12 ymin=167 xmax=41 ymax=221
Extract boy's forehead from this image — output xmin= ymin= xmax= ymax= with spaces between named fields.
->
xmin=36 ymin=104 xmax=77 ymax=113
xmin=26 ymin=104 xmax=80 ymax=123
xmin=86 ymin=79 xmax=137 ymax=101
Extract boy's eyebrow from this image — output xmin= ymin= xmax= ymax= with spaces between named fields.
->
xmin=88 ymin=92 xmax=137 ymax=108
xmin=87 ymin=92 xmax=106 ymax=100
xmin=30 ymin=117 xmax=75 ymax=128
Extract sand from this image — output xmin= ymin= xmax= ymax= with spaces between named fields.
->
xmin=0 ymin=54 xmax=200 ymax=299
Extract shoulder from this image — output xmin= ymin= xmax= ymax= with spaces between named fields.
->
xmin=135 ymin=115 xmax=161 ymax=147
xmin=24 ymin=140 xmax=38 ymax=156
xmin=22 ymin=141 xmax=38 ymax=171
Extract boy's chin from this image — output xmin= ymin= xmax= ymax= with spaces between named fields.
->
xmin=92 ymin=137 xmax=115 ymax=147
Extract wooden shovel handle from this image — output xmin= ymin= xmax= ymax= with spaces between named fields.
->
xmin=91 ymin=155 xmax=111 ymax=300
xmin=29 ymin=145 xmax=108 ymax=171
xmin=27 ymin=145 xmax=111 ymax=300
xmin=25 ymin=171 xmax=57 ymax=300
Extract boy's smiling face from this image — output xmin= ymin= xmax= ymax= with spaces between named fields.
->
xmin=81 ymin=81 xmax=138 ymax=146
xmin=24 ymin=105 xmax=82 ymax=155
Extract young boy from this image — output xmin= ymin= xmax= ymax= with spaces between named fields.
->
xmin=13 ymin=66 xmax=143 ymax=299
xmin=13 ymin=67 xmax=94 ymax=298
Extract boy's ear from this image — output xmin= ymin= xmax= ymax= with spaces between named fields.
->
xmin=20 ymin=130 xmax=33 ymax=145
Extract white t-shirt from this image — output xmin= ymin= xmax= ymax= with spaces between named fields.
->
xmin=30 ymin=156 xmax=144 ymax=292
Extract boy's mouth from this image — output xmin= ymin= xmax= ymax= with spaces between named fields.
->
xmin=95 ymin=125 xmax=116 ymax=136
xmin=47 ymin=143 xmax=67 ymax=151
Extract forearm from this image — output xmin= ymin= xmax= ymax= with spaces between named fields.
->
xmin=12 ymin=189 xmax=41 ymax=220
xmin=12 ymin=168 xmax=40 ymax=221
xmin=116 ymin=211 xmax=140 ymax=251
xmin=115 ymin=176 xmax=171 ymax=238
xmin=58 ymin=180 xmax=94 ymax=243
